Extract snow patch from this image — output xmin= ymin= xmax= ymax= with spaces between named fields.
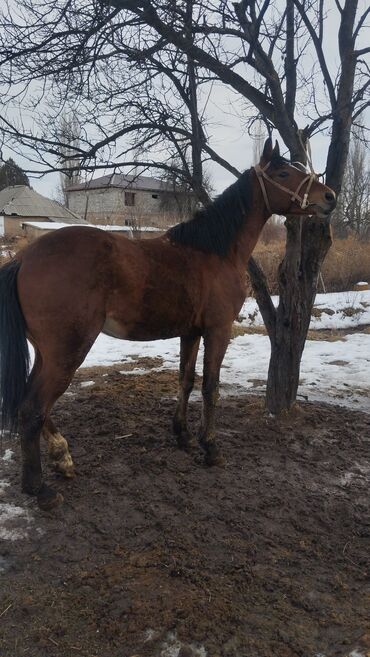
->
xmin=238 ymin=289 xmax=370 ymax=330
xmin=0 ymin=503 xmax=33 ymax=541
xmin=119 ymin=368 xmax=164 ymax=376
xmin=160 ymin=631 xmax=207 ymax=657
xmin=80 ymin=380 xmax=95 ymax=388
xmin=1 ymin=449 xmax=14 ymax=462
xmin=0 ymin=481 xmax=10 ymax=496
xmin=340 ymin=461 xmax=370 ymax=487
xmin=80 ymin=328 xmax=370 ymax=412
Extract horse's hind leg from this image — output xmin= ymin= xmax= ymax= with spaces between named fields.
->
xmin=20 ymin=397 xmax=62 ymax=510
xmin=199 ymin=326 xmax=231 ymax=466
xmin=42 ymin=417 xmax=75 ymax=479
xmin=173 ymin=335 xmax=200 ymax=449
xmin=20 ymin=363 xmax=76 ymax=510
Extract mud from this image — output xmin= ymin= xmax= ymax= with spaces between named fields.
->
xmin=0 ymin=366 xmax=369 ymax=657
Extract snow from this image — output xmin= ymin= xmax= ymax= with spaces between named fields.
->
xmin=0 ymin=481 xmax=10 ymax=496
xmin=238 ymin=289 xmax=370 ymax=330
xmin=0 ymin=503 xmax=33 ymax=541
xmin=0 ymin=446 xmax=36 ymax=541
xmin=1 ymin=449 xmax=13 ymax=462
xmin=82 ymin=329 xmax=370 ymax=412
xmin=159 ymin=631 xmax=207 ymax=657
xmin=83 ymin=340 xmax=179 ymax=370
xmin=0 ymin=446 xmax=36 ymax=542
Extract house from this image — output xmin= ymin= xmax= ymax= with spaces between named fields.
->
xmin=66 ymin=174 xmax=196 ymax=229
xmin=0 ymin=185 xmax=85 ymax=237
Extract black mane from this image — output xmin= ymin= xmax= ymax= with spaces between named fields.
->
xmin=167 ymin=168 xmax=253 ymax=258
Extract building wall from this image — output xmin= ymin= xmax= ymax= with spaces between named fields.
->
xmin=66 ymin=187 xmax=192 ymax=228
xmin=4 ymin=216 xmax=48 ymax=237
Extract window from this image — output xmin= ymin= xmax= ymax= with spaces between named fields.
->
xmin=125 ymin=191 xmax=135 ymax=207
xmin=152 ymin=194 xmax=158 ymax=199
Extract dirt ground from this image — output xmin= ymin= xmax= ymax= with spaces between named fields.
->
xmin=0 ymin=365 xmax=369 ymax=657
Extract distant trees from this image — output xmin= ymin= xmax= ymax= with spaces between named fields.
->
xmin=0 ymin=159 xmax=29 ymax=192
xmin=332 ymin=133 xmax=370 ymax=240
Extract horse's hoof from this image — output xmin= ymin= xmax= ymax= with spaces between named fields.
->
xmin=204 ymin=445 xmax=226 ymax=467
xmin=22 ymin=476 xmax=42 ymax=496
xmin=37 ymin=484 xmax=64 ymax=511
xmin=176 ymin=433 xmax=197 ymax=451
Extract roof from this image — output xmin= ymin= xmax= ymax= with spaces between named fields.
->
xmin=0 ymin=186 xmax=86 ymax=223
xmin=66 ymin=174 xmax=184 ymax=193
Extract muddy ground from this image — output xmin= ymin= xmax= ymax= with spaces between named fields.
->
xmin=0 ymin=365 xmax=369 ymax=657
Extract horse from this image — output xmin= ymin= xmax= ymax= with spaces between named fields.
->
xmin=0 ymin=139 xmax=336 ymax=510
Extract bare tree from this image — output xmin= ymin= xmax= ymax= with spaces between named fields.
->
xmin=332 ymin=129 xmax=370 ymax=239
xmin=0 ymin=0 xmax=369 ymax=412
xmin=56 ymin=114 xmax=82 ymax=206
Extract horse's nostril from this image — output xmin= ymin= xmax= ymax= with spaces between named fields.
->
xmin=325 ymin=191 xmax=335 ymax=203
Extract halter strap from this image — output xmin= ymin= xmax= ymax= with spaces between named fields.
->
xmin=254 ymin=161 xmax=317 ymax=216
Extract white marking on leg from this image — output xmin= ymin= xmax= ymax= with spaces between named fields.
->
xmin=45 ymin=430 xmax=75 ymax=478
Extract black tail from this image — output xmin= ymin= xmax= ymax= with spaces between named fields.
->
xmin=0 ymin=259 xmax=30 ymax=436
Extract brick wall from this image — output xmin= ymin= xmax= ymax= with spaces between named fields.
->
xmin=66 ymin=187 xmax=192 ymax=228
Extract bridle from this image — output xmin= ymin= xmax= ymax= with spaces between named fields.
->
xmin=254 ymin=160 xmax=317 ymax=215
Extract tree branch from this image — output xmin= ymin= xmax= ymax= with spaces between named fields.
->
xmin=247 ymin=256 xmax=276 ymax=340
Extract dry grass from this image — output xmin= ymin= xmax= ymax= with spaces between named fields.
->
xmin=231 ymin=322 xmax=355 ymax=341
xmin=321 ymin=237 xmax=370 ymax=292
xmin=252 ymin=236 xmax=370 ymax=293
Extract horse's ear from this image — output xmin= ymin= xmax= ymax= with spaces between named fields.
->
xmin=272 ymin=140 xmax=280 ymax=157
xmin=260 ymin=138 xmax=273 ymax=165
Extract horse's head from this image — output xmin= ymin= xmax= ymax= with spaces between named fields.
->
xmin=255 ymin=138 xmax=336 ymax=218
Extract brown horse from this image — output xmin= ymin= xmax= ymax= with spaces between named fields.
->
xmin=0 ymin=139 xmax=335 ymax=509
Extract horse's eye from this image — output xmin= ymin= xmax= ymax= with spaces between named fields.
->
xmin=278 ymin=171 xmax=289 ymax=178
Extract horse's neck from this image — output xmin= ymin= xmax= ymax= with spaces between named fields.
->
xmin=230 ymin=208 xmax=268 ymax=269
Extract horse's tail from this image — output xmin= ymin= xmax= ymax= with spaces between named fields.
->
xmin=0 ymin=258 xmax=30 ymax=436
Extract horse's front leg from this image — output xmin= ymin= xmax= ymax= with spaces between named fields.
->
xmin=173 ymin=335 xmax=201 ymax=450
xmin=199 ymin=326 xmax=231 ymax=466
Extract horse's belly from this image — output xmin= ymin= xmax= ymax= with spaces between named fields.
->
xmin=102 ymin=317 xmax=130 ymax=339
xmin=102 ymin=316 xmax=193 ymax=341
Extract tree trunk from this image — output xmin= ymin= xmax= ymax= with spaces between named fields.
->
xmin=264 ymin=216 xmax=332 ymax=413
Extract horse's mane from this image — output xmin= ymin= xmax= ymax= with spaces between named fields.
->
xmin=167 ymin=154 xmax=289 ymax=257
xmin=167 ymin=169 xmax=253 ymax=258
